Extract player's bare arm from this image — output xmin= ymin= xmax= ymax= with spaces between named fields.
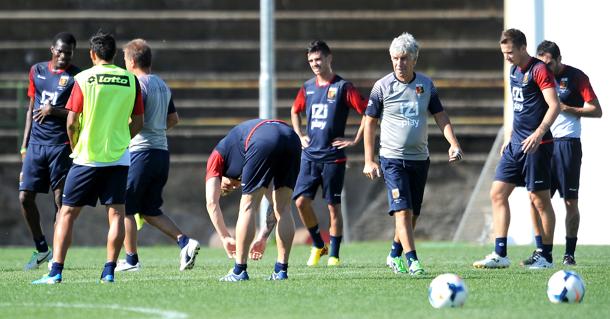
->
xmin=129 ymin=114 xmax=144 ymax=138
xmin=522 ymin=87 xmax=560 ymax=153
xmin=432 ymin=110 xmax=463 ymax=162
xmin=66 ymin=110 xmax=80 ymax=150
xmin=290 ymin=109 xmax=309 ymax=148
xmin=167 ymin=111 xmax=179 ymax=129
xmin=20 ymin=97 xmax=35 ymax=159
xmin=362 ymin=115 xmax=381 ymax=179
xmin=561 ymin=98 xmax=602 ymax=118
xmin=205 ymin=177 xmax=236 ymax=258
xmin=332 ymin=115 xmax=366 ymax=149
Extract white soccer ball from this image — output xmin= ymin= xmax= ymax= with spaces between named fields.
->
xmin=428 ymin=273 xmax=468 ymax=308
xmin=547 ymin=270 xmax=585 ymax=304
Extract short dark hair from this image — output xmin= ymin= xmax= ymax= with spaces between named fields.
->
xmin=52 ymin=32 xmax=76 ymax=48
xmin=500 ymin=28 xmax=527 ymax=48
xmin=89 ymin=30 xmax=116 ymax=61
xmin=307 ymin=40 xmax=331 ymax=56
xmin=123 ymin=39 xmax=152 ymax=68
xmin=536 ymin=40 xmax=561 ymax=60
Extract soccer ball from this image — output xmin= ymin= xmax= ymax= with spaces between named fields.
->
xmin=547 ymin=270 xmax=585 ymax=304
xmin=428 ymin=273 xmax=468 ymax=308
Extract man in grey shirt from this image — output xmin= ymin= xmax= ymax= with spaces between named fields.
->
xmin=363 ymin=32 xmax=462 ymax=276
xmin=117 ymin=39 xmax=200 ymax=272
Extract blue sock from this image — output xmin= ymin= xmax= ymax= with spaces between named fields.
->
xmin=274 ymin=262 xmax=288 ymax=273
xmin=390 ymin=241 xmax=403 ymax=258
xmin=534 ymin=235 xmax=543 ymax=250
xmin=126 ymin=253 xmax=139 ymax=266
xmin=565 ymin=237 xmax=577 ymax=256
xmin=329 ymin=236 xmax=342 ymax=258
xmin=49 ymin=262 xmax=63 ymax=277
xmin=233 ymin=263 xmax=247 ymax=275
xmin=405 ymin=250 xmax=418 ymax=267
xmin=34 ymin=236 xmax=48 ymax=253
xmin=495 ymin=237 xmax=507 ymax=257
xmin=177 ymin=235 xmax=190 ymax=249
xmin=541 ymin=244 xmax=553 ymax=262
xmin=101 ymin=261 xmax=116 ymax=278
xmin=307 ymin=225 xmax=325 ymax=249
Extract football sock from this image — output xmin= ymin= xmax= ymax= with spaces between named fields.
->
xmin=274 ymin=262 xmax=288 ymax=273
xmin=307 ymin=225 xmax=325 ymax=249
xmin=126 ymin=253 xmax=139 ymax=266
xmin=101 ymin=261 xmax=116 ymax=278
xmin=390 ymin=241 xmax=403 ymax=258
xmin=177 ymin=235 xmax=190 ymax=249
xmin=34 ymin=236 xmax=48 ymax=253
xmin=541 ymin=244 xmax=553 ymax=263
xmin=565 ymin=237 xmax=577 ymax=256
xmin=329 ymin=235 xmax=342 ymax=258
xmin=534 ymin=235 xmax=543 ymax=250
xmin=405 ymin=250 xmax=418 ymax=267
xmin=49 ymin=262 xmax=63 ymax=277
xmin=495 ymin=237 xmax=507 ymax=257
xmin=233 ymin=263 xmax=247 ymax=275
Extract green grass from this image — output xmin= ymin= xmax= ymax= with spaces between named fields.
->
xmin=1 ymin=242 xmax=609 ymax=319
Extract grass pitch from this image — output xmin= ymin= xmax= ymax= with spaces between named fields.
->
xmin=1 ymin=242 xmax=609 ymax=319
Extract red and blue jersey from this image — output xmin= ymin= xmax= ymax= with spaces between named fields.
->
xmin=27 ymin=61 xmax=81 ymax=145
xmin=292 ymin=75 xmax=367 ymax=163
xmin=205 ymin=119 xmax=291 ymax=180
xmin=508 ymin=57 xmax=556 ymax=144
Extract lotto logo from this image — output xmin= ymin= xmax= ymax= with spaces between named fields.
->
xmin=94 ymin=74 xmax=130 ymax=87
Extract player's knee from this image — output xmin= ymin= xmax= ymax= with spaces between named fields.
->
xmin=295 ymin=196 xmax=310 ymax=210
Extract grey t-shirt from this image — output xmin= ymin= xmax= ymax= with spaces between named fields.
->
xmin=365 ymin=72 xmax=444 ymax=160
xmin=129 ymin=74 xmax=175 ymax=152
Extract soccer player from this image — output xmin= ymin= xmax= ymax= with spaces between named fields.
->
xmin=521 ymin=40 xmax=602 ymax=266
xmin=291 ymin=40 xmax=367 ymax=267
xmin=363 ymin=32 xmax=463 ymax=276
xmin=473 ymin=29 xmax=560 ymax=270
xmin=33 ymin=31 xmax=144 ymax=284
xmin=205 ymin=119 xmax=301 ymax=281
xmin=115 ymin=39 xmax=200 ymax=272
xmin=19 ymin=32 xmax=80 ymax=271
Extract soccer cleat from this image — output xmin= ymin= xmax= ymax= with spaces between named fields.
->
xmin=24 ymin=250 xmax=53 ymax=271
xmin=179 ymin=238 xmax=201 ymax=271
xmin=306 ymin=245 xmax=328 ymax=266
xmin=219 ymin=270 xmax=249 ymax=282
xmin=387 ymin=255 xmax=407 ymax=274
xmin=408 ymin=259 xmax=425 ymax=276
xmin=32 ymin=273 xmax=61 ymax=285
xmin=563 ymin=254 xmax=577 ymax=266
xmin=473 ymin=252 xmax=511 ymax=269
xmin=528 ymin=252 xmax=553 ymax=269
xmin=327 ymin=256 xmax=341 ymax=267
xmin=116 ymin=259 xmax=141 ymax=272
xmin=520 ymin=249 xmax=542 ymax=266
xmin=268 ymin=270 xmax=288 ymax=280
xmin=100 ymin=274 xmax=115 ymax=283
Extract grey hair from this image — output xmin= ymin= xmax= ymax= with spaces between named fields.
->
xmin=389 ymin=32 xmax=419 ymax=61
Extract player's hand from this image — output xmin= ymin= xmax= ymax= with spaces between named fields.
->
xmin=448 ymin=145 xmax=463 ymax=163
xmin=221 ymin=236 xmax=236 ymax=259
xmin=363 ymin=161 xmax=381 ymax=180
xmin=249 ymin=237 xmax=267 ymax=260
xmin=299 ymin=135 xmax=310 ymax=149
xmin=331 ymin=137 xmax=355 ymax=149
xmin=521 ymin=131 xmax=542 ymax=154
xmin=19 ymin=148 xmax=26 ymax=161
xmin=33 ymin=104 xmax=52 ymax=124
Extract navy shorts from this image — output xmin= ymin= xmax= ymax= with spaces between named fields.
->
xmin=551 ymin=138 xmax=581 ymax=199
xmin=19 ymin=144 xmax=72 ymax=193
xmin=494 ymin=142 xmax=553 ymax=192
xmin=241 ymin=122 xmax=301 ymax=194
xmin=62 ymin=164 xmax=129 ymax=207
xmin=125 ymin=149 xmax=169 ymax=216
xmin=379 ymin=157 xmax=430 ymax=216
xmin=292 ymin=159 xmax=346 ymax=204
